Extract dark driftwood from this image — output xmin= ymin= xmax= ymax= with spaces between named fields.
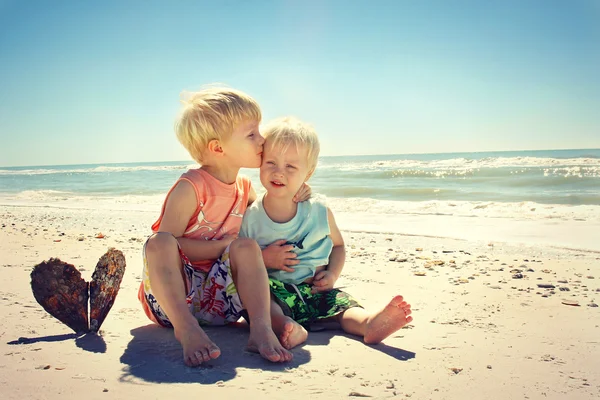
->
xmin=30 ymin=259 xmax=89 ymax=333
xmin=30 ymin=248 xmax=126 ymax=334
xmin=89 ymin=248 xmax=126 ymax=332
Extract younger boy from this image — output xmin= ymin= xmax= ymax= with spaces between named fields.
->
xmin=240 ymin=117 xmax=413 ymax=348
xmin=138 ymin=88 xmax=304 ymax=366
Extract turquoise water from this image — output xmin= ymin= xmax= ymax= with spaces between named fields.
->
xmin=1 ymin=149 xmax=599 ymax=205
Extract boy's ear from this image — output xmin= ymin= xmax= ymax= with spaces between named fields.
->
xmin=207 ymin=139 xmax=224 ymax=156
xmin=305 ymin=168 xmax=315 ymax=181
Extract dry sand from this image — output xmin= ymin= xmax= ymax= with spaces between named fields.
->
xmin=1 ymin=205 xmax=599 ymax=399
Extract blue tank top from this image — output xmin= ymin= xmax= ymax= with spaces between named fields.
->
xmin=239 ymin=194 xmax=333 ymax=284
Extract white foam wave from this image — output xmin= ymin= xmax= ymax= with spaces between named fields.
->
xmin=327 ymin=197 xmax=600 ymax=223
xmin=0 ymin=164 xmax=197 ymax=176
xmin=320 ymin=157 xmax=600 ymax=172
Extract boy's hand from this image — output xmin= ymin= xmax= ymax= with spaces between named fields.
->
xmin=262 ymin=239 xmax=299 ymax=272
xmin=311 ymin=270 xmax=338 ymax=293
xmin=220 ymin=234 xmax=237 ymax=248
xmin=293 ymin=182 xmax=312 ymax=203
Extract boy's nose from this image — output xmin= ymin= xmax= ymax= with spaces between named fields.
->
xmin=273 ymin=166 xmax=283 ymax=176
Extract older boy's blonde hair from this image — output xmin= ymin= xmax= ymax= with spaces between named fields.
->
xmin=262 ymin=116 xmax=320 ymax=175
xmin=175 ymin=87 xmax=261 ymax=163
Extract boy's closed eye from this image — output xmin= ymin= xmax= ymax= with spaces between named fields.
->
xmin=286 ymin=164 xmax=297 ymax=170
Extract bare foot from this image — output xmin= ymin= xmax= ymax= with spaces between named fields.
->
xmin=174 ymin=325 xmax=221 ymax=367
xmin=247 ymin=323 xmax=293 ymax=362
xmin=364 ymin=295 xmax=413 ymax=344
xmin=275 ymin=317 xmax=308 ymax=349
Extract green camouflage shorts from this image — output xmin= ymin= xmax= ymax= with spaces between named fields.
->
xmin=269 ymin=278 xmax=362 ymax=328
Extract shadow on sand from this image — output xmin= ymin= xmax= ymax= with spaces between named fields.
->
xmin=119 ymin=323 xmax=415 ymax=384
xmin=304 ymin=324 xmax=417 ymax=362
xmin=119 ymin=324 xmax=312 ymax=384
xmin=7 ymin=332 xmax=107 ymax=353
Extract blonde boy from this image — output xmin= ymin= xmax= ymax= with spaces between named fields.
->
xmin=138 ymin=88 xmax=306 ymax=366
xmin=240 ymin=117 xmax=413 ymax=348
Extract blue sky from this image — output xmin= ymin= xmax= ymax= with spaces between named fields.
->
xmin=0 ymin=0 xmax=598 ymax=167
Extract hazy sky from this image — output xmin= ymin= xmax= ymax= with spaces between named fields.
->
xmin=0 ymin=0 xmax=599 ymax=167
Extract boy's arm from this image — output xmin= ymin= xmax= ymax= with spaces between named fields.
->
xmin=311 ymin=208 xmax=345 ymax=293
xmin=158 ymin=180 xmax=232 ymax=262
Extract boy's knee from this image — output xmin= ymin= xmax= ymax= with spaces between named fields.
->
xmin=145 ymin=232 xmax=178 ymax=256
xmin=230 ymin=237 xmax=260 ymax=254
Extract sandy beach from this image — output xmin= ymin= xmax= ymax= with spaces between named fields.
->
xmin=1 ymin=204 xmax=599 ymax=400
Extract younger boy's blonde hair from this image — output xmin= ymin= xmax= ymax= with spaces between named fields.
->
xmin=175 ymin=87 xmax=261 ymax=164
xmin=262 ymin=116 xmax=320 ymax=176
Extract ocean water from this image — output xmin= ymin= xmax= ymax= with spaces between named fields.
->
xmin=1 ymin=149 xmax=599 ymax=224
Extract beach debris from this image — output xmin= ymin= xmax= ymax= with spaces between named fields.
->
xmin=414 ymin=271 xmax=427 ymax=276
xmin=53 ymin=239 xmax=61 ymax=242
xmin=449 ymin=367 xmax=463 ymax=374
xmin=426 ymin=260 xmax=445 ymax=267
xmin=588 ymin=303 xmax=598 ymax=307
xmin=541 ymin=354 xmax=555 ymax=362
xmin=30 ymin=258 xmax=89 ymax=333
xmin=30 ymin=248 xmax=126 ymax=334
xmin=348 ymin=392 xmax=372 ymax=397
xmin=94 ymin=232 xmax=105 ymax=239
xmin=510 ymin=269 xmax=522 ymax=274
xmin=537 ymin=283 xmax=555 ymax=289
xmin=396 ymin=258 xmax=408 ymax=263
xmin=77 ymin=236 xmax=85 ymax=241
xmin=415 ymin=248 xmax=423 ymax=251
xmin=89 ymin=249 xmax=127 ymax=332
xmin=561 ymin=300 xmax=580 ymax=307
xmin=512 ymin=273 xmax=523 ymax=279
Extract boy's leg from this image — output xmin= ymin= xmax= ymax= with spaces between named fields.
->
xmin=337 ymin=295 xmax=413 ymax=344
xmin=229 ymin=238 xmax=293 ymax=362
xmin=144 ymin=232 xmax=220 ymax=366
xmin=270 ymin=299 xmax=308 ymax=349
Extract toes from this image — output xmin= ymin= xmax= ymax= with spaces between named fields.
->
xmin=285 ymin=349 xmax=294 ymax=361
xmin=208 ymin=345 xmax=221 ymax=359
xmin=264 ymin=348 xmax=282 ymax=362
xmin=277 ymin=347 xmax=292 ymax=362
xmin=186 ymin=352 xmax=200 ymax=367
xmin=390 ymin=295 xmax=404 ymax=306
xmin=284 ymin=322 xmax=295 ymax=333
xmin=201 ymin=349 xmax=213 ymax=362
xmin=406 ymin=316 xmax=413 ymax=324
